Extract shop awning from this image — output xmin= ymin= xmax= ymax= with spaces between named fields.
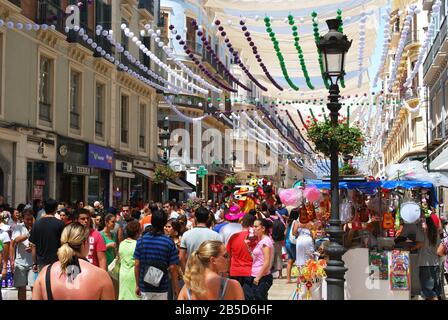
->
xmin=115 ymin=171 xmax=135 ymax=179
xmin=134 ymin=168 xmax=155 ymax=180
xmin=173 ymin=178 xmax=194 ymax=192
xmin=167 ymin=181 xmax=184 ymax=191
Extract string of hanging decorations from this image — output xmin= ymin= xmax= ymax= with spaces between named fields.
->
xmin=387 ymin=5 xmax=417 ymax=92
xmin=404 ymin=1 xmax=440 ymax=88
xmin=164 ymin=96 xmax=211 ymax=122
xmin=169 ymin=25 xmax=237 ymax=93
xmin=373 ymin=7 xmax=392 ymax=87
xmin=238 ymin=18 xmax=284 ymax=91
xmin=191 ymin=20 xmax=252 ymax=92
xmin=264 ymin=16 xmax=300 ymax=91
xmin=119 ymin=23 xmax=208 ymax=95
xmin=142 ymin=25 xmax=223 ymax=94
xmin=357 ymin=12 xmax=368 ymax=88
xmin=287 ymin=14 xmax=314 ymax=90
xmin=214 ymin=20 xmax=268 ymax=92
xmin=335 ymin=9 xmax=346 ymax=88
xmin=312 ymin=12 xmax=330 ymax=90
xmin=72 ymin=26 xmax=177 ymax=93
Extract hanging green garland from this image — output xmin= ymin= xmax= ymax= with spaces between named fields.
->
xmin=288 ymin=14 xmax=314 ymax=90
xmin=312 ymin=12 xmax=330 ymax=90
xmin=336 ymin=9 xmax=346 ymax=88
xmin=264 ymin=16 xmax=299 ymax=91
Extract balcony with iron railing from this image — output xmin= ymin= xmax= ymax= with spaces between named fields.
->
xmin=169 ymin=94 xmax=207 ymax=111
xmin=423 ymin=15 xmax=447 ymax=77
xmin=70 ymin=111 xmax=80 ymax=130
xmin=95 ymin=121 xmax=103 ymax=137
xmin=138 ymin=0 xmax=155 ymax=17
xmin=37 ymin=0 xmax=66 ymax=35
xmin=8 ymin=0 xmax=21 ymax=7
xmin=39 ymin=101 xmax=52 ymax=122
xmin=404 ymin=32 xmax=419 ymax=49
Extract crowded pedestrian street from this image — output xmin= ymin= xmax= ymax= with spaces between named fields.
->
xmin=1 ymin=0 xmax=448 ymax=305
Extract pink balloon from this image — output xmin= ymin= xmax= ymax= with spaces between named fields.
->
xmin=304 ymin=186 xmax=321 ymax=203
xmin=279 ymin=188 xmax=302 ymax=207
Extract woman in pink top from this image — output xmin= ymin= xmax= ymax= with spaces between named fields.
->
xmin=244 ymin=219 xmax=274 ymax=300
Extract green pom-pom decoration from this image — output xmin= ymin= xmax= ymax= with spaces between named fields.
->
xmin=337 ymin=8 xmax=342 ymax=15
xmin=311 ymin=11 xmax=317 ymax=17
xmin=266 ymin=27 xmax=272 ymax=33
xmin=292 ymin=26 xmax=298 ymax=31
xmin=269 ymin=32 xmax=275 ymax=37
xmin=289 ymin=21 xmax=295 ymax=26
xmin=264 ymin=17 xmax=270 ymax=23
xmin=288 ymin=15 xmax=294 ymax=20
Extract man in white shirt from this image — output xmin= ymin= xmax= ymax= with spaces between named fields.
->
xmin=163 ymin=201 xmax=179 ymax=220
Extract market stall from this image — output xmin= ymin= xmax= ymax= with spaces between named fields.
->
xmin=296 ymin=178 xmax=440 ymax=300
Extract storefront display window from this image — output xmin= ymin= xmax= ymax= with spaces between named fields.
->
xmin=27 ymin=161 xmax=50 ymax=202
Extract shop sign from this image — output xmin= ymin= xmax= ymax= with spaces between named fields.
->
xmin=88 ymin=144 xmax=114 ymax=170
xmin=115 ymin=160 xmax=133 ymax=173
xmin=63 ymin=163 xmax=91 ymax=175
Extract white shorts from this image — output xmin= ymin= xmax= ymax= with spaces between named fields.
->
xmin=141 ymin=292 xmax=168 ymax=300
xmin=14 ymin=265 xmax=36 ymax=288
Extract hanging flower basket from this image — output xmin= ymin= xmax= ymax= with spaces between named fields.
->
xmin=339 ymin=163 xmax=359 ymax=176
xmin=306 ymin=115 xmax=364 ymax=158
xmin=223 ymin=176 xmax=238 ymax=186
xmin=153 ymin=166 xmax=178 ymax=184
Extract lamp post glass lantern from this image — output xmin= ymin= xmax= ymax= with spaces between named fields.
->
xmin=316 ymin=18 xmax=352 ymax=301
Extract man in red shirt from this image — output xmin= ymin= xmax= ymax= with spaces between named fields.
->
xmin=77 ymin=208 xmax=107 ymax=271
xmin=226 ymin=214 xmax=256 ymax=299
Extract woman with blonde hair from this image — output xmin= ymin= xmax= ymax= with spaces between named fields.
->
xmin=178 ymin=240 xmax=244 ymax=300
xmin=32 ymin=223 xmax=114 ymax=300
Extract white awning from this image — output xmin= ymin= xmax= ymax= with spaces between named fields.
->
xmin=167 ymin=181 xmax=184 ymax=191
xmin=134 ymin=168 xmax=155 ymax=180
xmin=115 ymin=171 xmax=135 ymax=179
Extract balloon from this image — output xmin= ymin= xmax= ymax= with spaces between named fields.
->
xmin=279 ymin=188 xmax=303 ymax=207
xmin=304 ymin=186 xmax=321 ymax=203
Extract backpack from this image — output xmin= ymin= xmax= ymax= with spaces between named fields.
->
xmin=271 ymin=218 xmax=286 ymax=241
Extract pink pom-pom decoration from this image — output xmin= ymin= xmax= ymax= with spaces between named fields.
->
xmin=279 ymin=188 xmax=303 ymax=207
xmin=304 ymin=186 xmax=321 ymax=203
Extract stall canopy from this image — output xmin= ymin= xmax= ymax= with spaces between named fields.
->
xmin=300 ymin=179 xmax=438 ymax=206
xmin=303 ymin=179 xmax=381 ymax=194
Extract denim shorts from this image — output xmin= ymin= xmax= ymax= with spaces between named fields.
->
xmin=419 ymin=266 xmax=442 ymax=299
xmin=286 ymin=243 xmax=296 ymax=261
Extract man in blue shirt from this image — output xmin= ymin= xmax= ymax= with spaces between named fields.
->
xmin=134 ymin=210 xmax=179 ymax=300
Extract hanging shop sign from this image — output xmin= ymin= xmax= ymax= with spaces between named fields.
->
xmin=63 ymin=163 xmax=91 ymax=176
xmin=88 ymin=144 xmax=114 ymax=170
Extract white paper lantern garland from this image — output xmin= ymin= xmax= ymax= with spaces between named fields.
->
xmin=95 ymin=26 xmax=190 ymax=95
xmin=373 ymin=8 xmax=393 ymax=87
xmin=388 ymin=5 xmax=416 ymax=92
xmin=72 ymin=27 xmax=178 ymax=94
xmin=357 ymin=13 xmax=368 ymax=88
xmin=143 ymin=24 xmax=222 ymax=95
xmin=404 ymin=1 xmax=441 ymax=88
xmin=119 ymin=24 xmax=208 ymax=96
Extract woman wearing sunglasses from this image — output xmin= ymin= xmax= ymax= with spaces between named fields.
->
xmin=178 ymin=240 xmax=244 ymax=300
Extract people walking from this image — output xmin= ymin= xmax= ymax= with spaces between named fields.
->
xmin=178 ymin=240 xmax=244 ymax=300
xmin=118 ymin=220 xmax=141 ymax=300
xmin=134 ymin=210 xmax=180 ymax=300
xmin=32 ymin=223 xmax=114 ymax=300
xmin=244 ymin=218 xmax=274 ymax=300
xmin=179 ymin=207 xmax=221 ymax=272
xmin=226 ymin=213 xmax=256 ymax=298
xmin=29 ymin=199 xmax=65 ymax=272
xmin=9 ymin=209 xmax=35 ymax=300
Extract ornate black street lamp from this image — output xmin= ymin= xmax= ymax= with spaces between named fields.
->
xmin=316 ymin=18 xmax=352 ymax=300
